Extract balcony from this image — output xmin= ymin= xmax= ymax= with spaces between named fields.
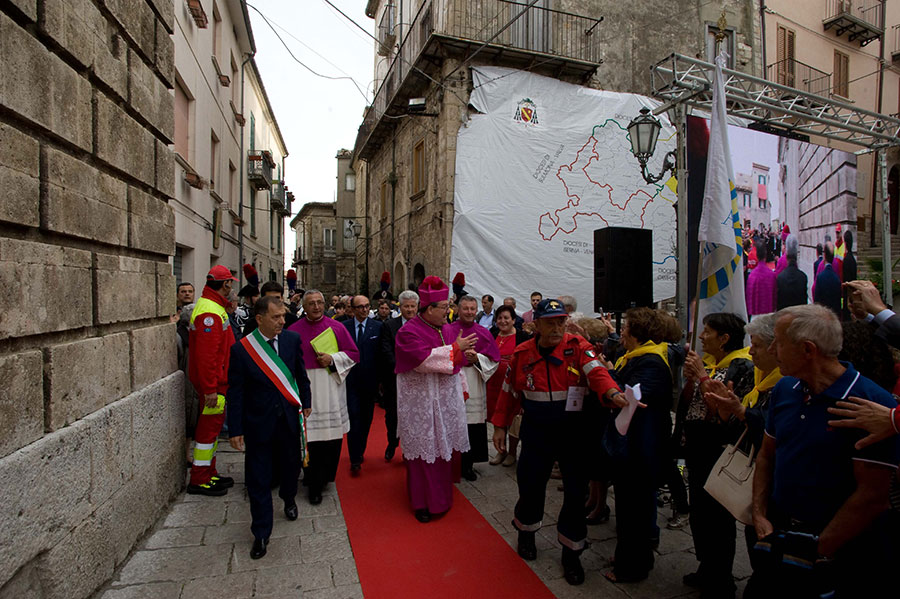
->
xmin=354 ymin=0 xmax=603 ymax=160
xmin=271 ymin=180 xmax=286 ymax=212
xmin=767 ymin=59 xmax=831 ymax=97
xmin=247 ymin=150 xmax=275 ymax=190
xmin=378 ymin=3 xmax=396 ymax=56
xmin=285 ymin=190 xmax=295 ymax=216
xmin=823 ymin=0 xmax=883 ymax=47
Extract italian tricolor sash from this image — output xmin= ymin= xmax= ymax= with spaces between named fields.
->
xmin=242 ymin=329 xmax=301 ymax=406
xmin=241 ymin=329 xmax=308 ymax=465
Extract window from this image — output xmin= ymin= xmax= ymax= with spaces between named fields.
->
xmin=743 ymin=192 xmax=751 ymax=208
xmin=380 ymin=180 xmax=389 ymax=219
xmin=269 ymin=209 xmax=274 ymax=249
xmin=775 ymin=25 xmax=795 ymax=87
xmin=249 ymin=113 xmax=255 ymax=152
xmin=209 ymin=131 xmax=219 ymax=189
xmin=833 ymin=50 xmax=849 ymax=98
xmin=758 ymin=175 xmax=766 ymax=185
xmin=345 ymin=173 xmax=356 ymax=191
xmin=228 ymin=161 xmax=236 ymax=210
xmin=212 ymin=2 xmax=221 ymax=61
xmin=231 ymin=55 xmax=239 ymax=105
xmin=706 ymin=25 xmax=735 ymax=68
xmin=250 ymin=192 xmax=256 ymax=237
xmin=412 ymin=139 xmax=425 ymax=195
xmin=759 ymin=197 xmax=768 ymax=210
xmin=174 ymin=79 xmax=192 ymax=159
xmin=324 ymin=228 xmax=336 ymax=249
xmin=277 ymin=216 xmax=283 ymax=253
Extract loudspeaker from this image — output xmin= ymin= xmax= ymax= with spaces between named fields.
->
xmin=594 ymin=227 xmax=653 ymax=313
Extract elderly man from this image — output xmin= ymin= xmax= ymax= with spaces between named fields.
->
xmin=395 ymin=277 xmax=477 ymax=522
xmin=287 ymin=290 xmax=359 ymax=504
xmin=448 ymin=295 xmax=500 ymax=481
xmin=379 ymin=290 xmax=419 ymax=460
xmin=344 ymin=295 xmax=383 ymax=473
xmin=749 ymin=304 xmax=899 ymax=597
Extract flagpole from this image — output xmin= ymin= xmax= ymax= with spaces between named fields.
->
xmin=691 ymin=13 xmax=731 ymax=353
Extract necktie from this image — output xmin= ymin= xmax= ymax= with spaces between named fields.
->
xmin=357 ymin=322 xmax=364 ymax=343
xmin=267 ymin=337 xmax=276 ymax=355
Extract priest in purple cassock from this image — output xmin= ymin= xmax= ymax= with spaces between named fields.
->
xmin=447 ymin=295 xmax=500 ymax=481
xmin=394 ymin=276 xmax=478 ymax=522
xmin=287 ymin=289 xmax=359 ymax=505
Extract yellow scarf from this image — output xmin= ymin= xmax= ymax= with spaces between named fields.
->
xmin=615 ymin=340 xmax=669 ymax=371
xmin=703 ymin=347 xmax=751 ymax=372
xmin=742 ymin=367 xmax=782 ymax=408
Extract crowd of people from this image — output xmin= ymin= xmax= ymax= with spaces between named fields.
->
xmin=171 ymin=261 xmax=899 ymax=596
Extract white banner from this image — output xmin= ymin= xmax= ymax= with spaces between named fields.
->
xmin=451 ymin=67 xmax=677 ymax=314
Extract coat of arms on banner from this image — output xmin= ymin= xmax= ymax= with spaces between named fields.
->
xmin=513 ymin=99 xmax=539 ymax=126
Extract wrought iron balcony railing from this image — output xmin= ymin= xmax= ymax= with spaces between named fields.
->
xmin=823 ymin=0 xmax=884 ymax=46
xmin=767 ymin=58 xmax=832 ymax=97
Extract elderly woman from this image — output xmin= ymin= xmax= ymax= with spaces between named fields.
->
xmin=681 ymin=313 xmax=754 ymax=599
xmin=603 ymin=308 xmax=673 ymax=583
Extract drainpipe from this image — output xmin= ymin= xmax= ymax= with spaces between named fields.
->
xmin=390 ymin=135 xmax=397 ymax=289
xmin=238 ymin=50 xmax=255 ymax=284
xmin=758 ymin=0 xmax=767 ymax=74
xmin=871 ymin=0 xmax=886 ymax=247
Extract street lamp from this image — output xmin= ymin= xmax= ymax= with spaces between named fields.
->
xmin=627 ymin=107 xmax=676 ymax=184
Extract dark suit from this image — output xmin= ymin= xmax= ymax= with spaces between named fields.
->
xmin=813 ymin=263 xmax=841 ymax=316
xmin=379 ymin=315 xmax=405 ymax=448
xmin=227 ymin=330 xmax=311 ymax=541
xmin=874 ymin=312 xmax=900 ymax=350
xmin=344 ymin=316 xmax=384 ymax=464
xmin=776 ymin=263 xmax=808 ymax=310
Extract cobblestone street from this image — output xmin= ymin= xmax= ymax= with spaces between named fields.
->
xmin=96 ymin=429 xmax=751 ymax=598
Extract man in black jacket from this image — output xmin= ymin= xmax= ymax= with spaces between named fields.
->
xmin=776 ymin=235 xmax=808 ymax=310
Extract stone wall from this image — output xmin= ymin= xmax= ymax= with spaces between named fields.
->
xmin=0 ymin=1 xmax=181 ymax=597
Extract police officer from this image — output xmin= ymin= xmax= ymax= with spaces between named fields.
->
xmin=491 ymin=298 xmax=626 ymax=585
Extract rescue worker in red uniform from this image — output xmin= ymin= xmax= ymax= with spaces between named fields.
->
xmin=187 ymin=265 xmax=238 ymax=496
xmin=492 ymin=298 xmax=627 ymax=585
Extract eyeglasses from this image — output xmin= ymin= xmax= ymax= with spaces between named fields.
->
xmin=354 ymin=303 xmax=370 ymax=309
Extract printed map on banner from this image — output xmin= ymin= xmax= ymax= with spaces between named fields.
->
xmin=451 ymin=67 xmax=677 ymax=312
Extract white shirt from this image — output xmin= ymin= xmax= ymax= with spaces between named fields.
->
xmin=258 ymin=331 xmax=279 ymax=354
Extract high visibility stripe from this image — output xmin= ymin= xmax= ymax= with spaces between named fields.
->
xmin=513 ymin=517 xmax=542 ymax=532
xmin=190 ymin=297 xmax=229 ymax=329
xmin=193 ymin=440 xmax=218 ymax=465
xmin=558 ymin=532 xmax=586 ymax=551
xmin=582 ymin=360 xmax=603 ymax=375
xmin=202 ymin=394 xmax=225 ymax=415
xmin=522 ymin=390 xmax=568 ymax=402
xmin=241 ymin=331 xmax=301 ymax=406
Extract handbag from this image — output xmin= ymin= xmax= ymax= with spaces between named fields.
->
xmin=704 ymin=426 xmax=757 ymax=525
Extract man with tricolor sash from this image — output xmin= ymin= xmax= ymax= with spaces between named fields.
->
xmin=187 ymin=265 xmax=239 ymax=497
xmin=226 ymin=295 xmax=312 ymax=560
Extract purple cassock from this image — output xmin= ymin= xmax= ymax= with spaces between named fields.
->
xmin=394 ymin=277 xmax=470 ymax=517
xmin=746 ymin=263 xmax=777 ymax=316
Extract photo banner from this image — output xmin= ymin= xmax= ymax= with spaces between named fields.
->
xmin=451 ymin=67 xmax=677 ymax=313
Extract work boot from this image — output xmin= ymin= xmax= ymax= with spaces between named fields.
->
xmin=562 ymin=547 xmax=585 ymax=586
xmin=515 ymin=526 xmax=537 ymax=561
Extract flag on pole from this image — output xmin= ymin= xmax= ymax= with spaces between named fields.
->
xmin=696 ymin=50 xmax=747 ymax=332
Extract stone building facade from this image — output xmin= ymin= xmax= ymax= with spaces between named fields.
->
xmin=0 ymin=1 xmax=181 ymax=597
xmin=290 ymin=201 xmax=338 ymax=297
xmin=172 ymin=0 xmax=290 ymax=290
xmin=353 ymin=0 xmax=764 ymax=295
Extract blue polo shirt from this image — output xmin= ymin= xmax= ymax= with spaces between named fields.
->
xmin=765 ymin=362 xmax=899 ymax=531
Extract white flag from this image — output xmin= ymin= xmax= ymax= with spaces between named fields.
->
xmin=695 ymin=51 xmax=747 ymax=333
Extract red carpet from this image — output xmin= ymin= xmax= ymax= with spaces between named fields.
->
xmin=335 ymin=407 xmax=555 ymax=599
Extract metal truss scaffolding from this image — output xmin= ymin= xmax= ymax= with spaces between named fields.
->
xmin=649 ymin=53 xmax=900 ymax=317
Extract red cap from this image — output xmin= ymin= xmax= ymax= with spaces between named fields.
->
xmin=207 ymin=265 xmax=238 ymax=282
xmin=380 ymin=271 xmax=391 ymax=284
xmin=452 ymin=272 xmax=466 ymax=286
xmin=418 ymin=276 xmax=449 ymax=306
xmin=835 ymin=223 xmax=842 ymax=232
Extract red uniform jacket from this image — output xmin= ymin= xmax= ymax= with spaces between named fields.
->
xmin=188 ymin=287 xmax=235 ymax=396
xmin=490 ymin=333 xmax=620 ymax=428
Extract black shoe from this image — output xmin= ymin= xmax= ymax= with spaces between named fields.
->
xmin=309 ymin=491 xmax=323 ymax=505
xmin=284 ymin=501 xmax=298 ymax=521
xmin=461 ymin=467 xmax=478 ymax=482
xmin=350 ymin=463 xmax=361 ymax=475
xmin=250 ymin=537 xmax=268 ymax=559
xmin=187 ymin=482 xmax=227 ymax=497
xmin=585 ymin=505 xmax=611 ymax=525
xmin=516 ymin=527 xmax=537 ymax=561
xmin=385 ymin=444 xmax=397 ymax=461
xmin=562 ymin=548 xmax=585 ymax=586
xmin=415 ymin=509 xmax=431 ymax=523
xmin=210 ymin=475 xmax=234 ymax=489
